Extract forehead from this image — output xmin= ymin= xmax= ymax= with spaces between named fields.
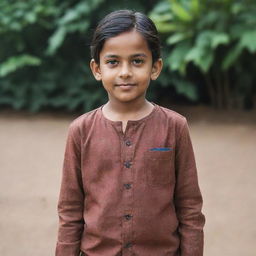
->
xmin=100 ymin=30 xmax=151 ymax=57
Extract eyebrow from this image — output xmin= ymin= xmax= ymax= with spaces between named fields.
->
xmin=104 ymin=53 xmax=147 ymax=59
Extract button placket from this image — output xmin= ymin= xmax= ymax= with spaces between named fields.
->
xmin=121 ymin=124 xmax=135 ymax=254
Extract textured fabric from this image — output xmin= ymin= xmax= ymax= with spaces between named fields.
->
xmin=55 ymin=103 xmax=205 ymax=256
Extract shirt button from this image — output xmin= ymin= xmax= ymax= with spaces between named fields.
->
xmin=125 ymin=140 xmax=132 ymax=146
xmin=124 ymin=242 xmax=133 ymax=248
xmin=124 ymin=214 xmax=133 ymax=220
xmin=124 ymin=183 xmax=132 ymax=189
xmin=124 ymin=161 xmax=131 ymax=168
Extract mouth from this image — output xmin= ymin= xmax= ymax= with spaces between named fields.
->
xmin=116 ymin=83 xmax=136 ymax=88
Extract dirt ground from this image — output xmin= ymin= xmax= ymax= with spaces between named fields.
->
xmin=0 ymin=104 xmax=256 ymax=256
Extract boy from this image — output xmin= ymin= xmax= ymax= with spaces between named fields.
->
xmin=56 ymin=10 xmax=205 ymax=256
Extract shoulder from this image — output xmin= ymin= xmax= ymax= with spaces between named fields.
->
xmin=154 ymin=105 xmax=190 ymax=141
xmin=156 ymin=105 xmax=187 ymax=128
xmin=68 ymin=106 xmax=101 ymax=137
xmin=155 ymin=106 xmax=194 ymax=148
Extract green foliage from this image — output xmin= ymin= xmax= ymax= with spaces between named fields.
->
xmin=150 ymin=0 xmax=256 ymax=109
xmin=2 ymin=0 xmax=255 ymax=112
xmin=46 ymin=0 xmax=104 ymax=56
xmin=0 ymin=55 xmax=41 ymax=77
xmin=0 ymin=0 xmax=158 ymax=112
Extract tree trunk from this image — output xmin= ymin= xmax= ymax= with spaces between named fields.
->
xmin=205 ymin=73 xmax=217 ymax=108
xmin=223 ymin=71 xmax=232 ymax=109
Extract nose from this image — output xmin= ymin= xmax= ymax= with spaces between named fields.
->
xmin=119 ymin=62 xmax=132 ymax=79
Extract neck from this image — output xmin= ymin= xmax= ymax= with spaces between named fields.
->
xmin=103 ymin=98 xmax=154 ymax=122
xmin=106 ymin=99 xmax=150 ymax=114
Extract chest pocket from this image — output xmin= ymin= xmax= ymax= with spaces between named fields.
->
xmin=144 ymin=149 xmax=174 ymax=186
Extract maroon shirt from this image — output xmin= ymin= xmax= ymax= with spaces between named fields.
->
xmin=56 ymin=103 xmax=205 ymax=256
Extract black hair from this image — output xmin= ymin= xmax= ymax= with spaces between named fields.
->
xmin=90 ymin=9 xmax=161 ymax=64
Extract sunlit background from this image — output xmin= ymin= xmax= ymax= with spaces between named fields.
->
xmin=0 ymin=0 xmax=256 ymax=255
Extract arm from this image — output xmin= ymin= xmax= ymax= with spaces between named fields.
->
xmin=55 ymin=123 xmax=85 ymax=256
xmin=174 ymin=118 xmax=205 ymax=256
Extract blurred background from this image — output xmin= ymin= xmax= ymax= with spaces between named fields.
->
xmin=0 ymin=0 xmax=256 ymax=255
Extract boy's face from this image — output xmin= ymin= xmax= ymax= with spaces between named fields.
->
xmin=90 ymin=29 xmax=162 ymax=105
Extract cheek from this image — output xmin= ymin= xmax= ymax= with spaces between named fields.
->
xmin=101 ymin=69 xmax=116 ymax=80
xmin=135 ymin=70 xmax=152 ymax=82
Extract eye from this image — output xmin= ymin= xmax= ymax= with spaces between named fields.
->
xmin=106 ymin=60 xmax=118 ymax=66
xmin=132 ymin=59 xmax=144 ymax=65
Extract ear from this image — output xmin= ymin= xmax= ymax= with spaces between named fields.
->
xmin=90 ymin=59 xmax=102 ymax=81
xmin=151 ymin=58 xmax=163 ymax=81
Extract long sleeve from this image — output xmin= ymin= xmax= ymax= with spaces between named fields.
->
xmin=55 ymin=123 xmax=85 ymax=256
xmin=174 ymin=118 xmax=205 ymax=256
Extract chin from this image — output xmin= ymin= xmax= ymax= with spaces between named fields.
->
xmin=118 ymin=99 xmax=135 ymax=104
xmin=118 ymin=96 xmax=141 ymax=103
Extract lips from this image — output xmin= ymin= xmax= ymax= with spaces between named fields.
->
xmin=116 ymin=83 xmax=137 ymax=90
xmin=116 ymin=83 xmax=136 ymax=87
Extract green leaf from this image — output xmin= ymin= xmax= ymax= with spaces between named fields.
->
xmin=151 ymin=1 xmax=171 ymax=13
xmin=185 ymin=47 xmax=202 ymax=63
xmin=59 ymin=9 xmax=80 ymax=25
xmin=150 ymin=13 xmax=173 ymax=23
xmin=173 ymin=78 xmax=198 ymax=101
xmin=166 ymin=33 xmax=190 ymax=45
xmin=155 ymin=22 xmax=178 ymax=33
xmin=198 ymin=52 xmax=214 ymax=73
xmin=196 ymin=10 xmax=219 ymax=29
xmin=25 ymin=12 xmax=37 ymax=23
xmin=231 ymin=2 xmax=244 ymax=15
xmin=185 ymin=45 xmax=214 ymax=73
xmin=170 ymin=0 xmax=193 ymax=22
xmin=222 ymin=44 xmax=243 ymax=70
xmin=196 ymin=31 xmax=213 ymax=48
xmin=239 ymin=30 xmax=256 ymax=53
xmin=0 ymin=55 xmax=41 ymax=77
xmin=191 ymin=0 xmax=200 ymax=16
xmin=168 ymin=41 xmax=191 ymax=74
xmin=211 ymin=33 xmax=230 ymax=49
xmin=46 ymin=27 xmax=66 ymax=56
xmin=230 ymin=24 xmax=246 ymax=39
xmin=66 ymin=21 xmax=89 ymax=33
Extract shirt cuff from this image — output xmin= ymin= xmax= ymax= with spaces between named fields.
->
xmin=55 ymin=240 xmax=81 ymax=256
